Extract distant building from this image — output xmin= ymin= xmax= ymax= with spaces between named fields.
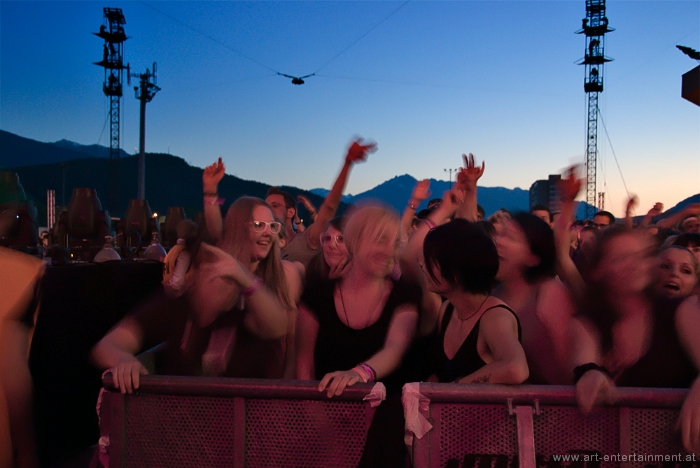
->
xmin=529 ymin=175 xmax=561 ymax=212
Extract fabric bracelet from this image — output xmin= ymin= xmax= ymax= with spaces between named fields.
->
xmin=573 ymin=362 xmax=611 ymax=383
xmin=352 ymin=366 xmax=370 ymax=383
xmin=241 ymin=277 xmax=264 ymax=297
xmin=359 ymin=363 xmax=376 ymax=382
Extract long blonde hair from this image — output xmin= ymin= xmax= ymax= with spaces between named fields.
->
xmin=219 ymin=196 xmax=293 ymax=309
xmin=344 ymin=203 xmax=401 ymax=260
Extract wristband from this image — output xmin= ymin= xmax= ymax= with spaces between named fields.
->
xmin=424 ymin=218 xmax=437 ymax=230
xmin=358 ymin=363 xmax=376 ymax=382
xmin=203 ymin=191 xmax=218 ymax=197
xmin=242 ymin=277 xmax=264 ymax=296
xmin=408 ymin=200 xmax=418 ymax=210
xmin=352 ymin=366 xmax=370 ymax=383
xmin=573 ymin=363 xmax=610 ymax=383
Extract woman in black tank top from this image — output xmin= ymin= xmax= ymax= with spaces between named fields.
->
xmin=421 ymin=219 xmax=528 ymax=384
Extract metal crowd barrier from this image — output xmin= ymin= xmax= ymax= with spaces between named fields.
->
xmin=99 ymin=375 xmax=380 ymax=468
xmin=404 ymin=383 xmax=691 ymax=468
xmin=99 ymin=376 xmax=692 ymax=468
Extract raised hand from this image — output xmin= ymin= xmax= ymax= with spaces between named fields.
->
xmin=559 ymin=165 xmax=583 ymax=203
xmin=647 ymin=202 xmax=663 ymax=217
xmin=203 ymin=157 xmax=226 ymax=192
xmin=345 ymin=138 xmax=378 ymax=164
xmin=456 ymin=153 xmax=485 ymax=190
xmin=411 ymin=179 xmax=431 ymax=204
xmin=625 ymin=195 xmax=638 ymax=213
xmin=297 ymin=194 xmax=317 ymax=213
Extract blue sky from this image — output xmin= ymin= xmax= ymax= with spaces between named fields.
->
xmin=1 ymin=0 xmax=698 ymax=217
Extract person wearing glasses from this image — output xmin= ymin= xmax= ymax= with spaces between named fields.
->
xmin=92 ymin=195 xmax=302 ymax=392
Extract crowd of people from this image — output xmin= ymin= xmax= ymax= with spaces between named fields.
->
xmin=86 ymin=139 xmax=700 ymax=462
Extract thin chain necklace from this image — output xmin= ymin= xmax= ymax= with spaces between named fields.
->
xmin=338 ymin=281 xmax=384 ymax=329
xmin=455 ymin=295 xmax=490 ymax=321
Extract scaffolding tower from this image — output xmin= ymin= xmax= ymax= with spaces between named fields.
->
xmin=576 ymin=0 xmax=613 ymax=220
xmin=94 ymin=8 xmax=129 ymax=212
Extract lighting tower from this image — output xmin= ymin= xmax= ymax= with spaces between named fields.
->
xmin=132 ymin=63 xmax=160 ymax=200
xmin=576 ymin=0 xmax=613 ymax=219
xmin=94 ymin=8 xmax=129 ymax=212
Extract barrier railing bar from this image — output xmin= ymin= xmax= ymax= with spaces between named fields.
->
xmin=417 ymin=383 xmax=687 ymax=408
xmin=233 ymin=397 xmax=245 ymax=468
xmin=619 ymin=406 xmax=631 ymax=468
xmin=102 ymin=374 xmax=378 ymax=401
xmin=515 ymin=406 xmax=536 ymax=468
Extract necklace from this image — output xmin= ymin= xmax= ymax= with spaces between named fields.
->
xmin=338 ymin=281 xmax=386 ymax=329
xmin=455 ymin=295 xmax=490 ymax=321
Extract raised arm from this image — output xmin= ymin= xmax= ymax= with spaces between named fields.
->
xmin=318 ymin=304 xmax=418 ymax=397
xmin=306 ymin=139 xmax=377 ymax=250
xmin=455 ymin=307 xmax=528 ymax=384
xmin=454 ymin=153 xmax=484 ymax=222
xmin=657 ymin=203 xmax=700 ymax=230
xmin=400 ymin=187 xmax=464 ymax=336
xmin=624 ymin=195 xmax=638 ymax=230
xmin=553 ymin=166 xmax=587 ymax=302
xmin=638 ymin=202 xmax=663 ymax=230
xmin=202 ymin=158 xmax=226 ymax=242
xmin=400 ymin=179 xmax=431 ymax=243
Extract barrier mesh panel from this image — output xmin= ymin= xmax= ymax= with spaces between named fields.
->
xmin=533 ymin=406 xmax=619 ymax=468
xmin=124 ymin=394 xmax=236 ymax=467
xmin=628 ymin=408 xmax=687 ymax=467
xmin=436 ymin=403 xmax=518 ymax=467
xmin=245 ymin=398 xmax=368 ymax=468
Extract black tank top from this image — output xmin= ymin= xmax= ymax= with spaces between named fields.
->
xmin=434 ymin=302 xmax=522 ymax=383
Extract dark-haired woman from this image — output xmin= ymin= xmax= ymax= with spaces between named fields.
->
xmin=421 ymin=219 xmax=528 ymax=384
xmin=492 ymin=212 xmax=577 ymax=385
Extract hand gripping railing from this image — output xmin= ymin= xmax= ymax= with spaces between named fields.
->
xmin=98 ymin=374 xmax=384 ymax=468
xmin=403 ymin=383 xmax=690 ymax=468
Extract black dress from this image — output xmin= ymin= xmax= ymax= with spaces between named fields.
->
xmin=301 ymin=275 xmax=422 ymax=393
xmin=434 ymin=302 xmax=522 ymax=383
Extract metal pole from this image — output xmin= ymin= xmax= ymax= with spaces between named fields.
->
xmin=137 ymin=74 xmax=147 ymax=200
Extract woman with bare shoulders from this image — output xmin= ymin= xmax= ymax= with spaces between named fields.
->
xmin=492 ymin=212 xmax=577 ymax=385
xmin=421 ymin=219 xmax=528 ymax=384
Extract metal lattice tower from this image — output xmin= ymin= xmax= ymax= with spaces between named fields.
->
xmin=576 ymin=0 xmax=613 ymax=219
xmin=94 ymin=8 xmax=129 ymax=212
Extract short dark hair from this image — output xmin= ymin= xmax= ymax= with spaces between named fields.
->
xmin=530 ymin=204 xmax=552 ymax=222
xmin=267 ymin=187 xmax=296 ymax=211
xmin=423 ymin=219 xmax=498 ymax=295
xmin=477 ymin=204 xmax=485 ymax=220
xmin=673 ymin=232 xmax=700 ymax=249
xmin=593 ymin=210 xmax=615 ymax=225
xmin=511 ymin=212 xmax=556 ymax=283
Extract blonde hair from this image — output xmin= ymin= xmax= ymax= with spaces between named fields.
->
xmin=219 ymin=196 xmax=293 ymax=309
xmin=344 ymin=203 xmax=401 ymax=259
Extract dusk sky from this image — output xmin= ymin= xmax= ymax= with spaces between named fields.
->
xmin=1 ymin=1 xmax=698 ymax=217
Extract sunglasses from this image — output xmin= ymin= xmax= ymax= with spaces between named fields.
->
xmin=252 ymin=220 xmax=282 ymax=234
xmin=320 ymin=234 xmax=345 ymax=245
